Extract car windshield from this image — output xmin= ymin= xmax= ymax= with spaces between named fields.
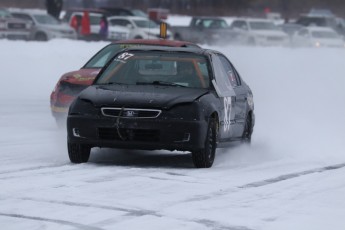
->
xmin=33 ymin=14 xmax=59 ymax=25
xmin=133 ymin=19 xmax=158 ymax=28
xmin=249 ymin=21 xmax=279 ymax=30
xmin=311 ymin=30 xmax=339 ymax=38
xmin=203 ymin=19 xmax=228 ymax=29
xmin=0 ymin=9 xmax=12 ymax=18
xmin=95 ymin=51 xmax=211 ymax=89
xmin=84 ymin=43 xmax=156 ymax=68
xmin=131 ymin=9 xmax=147 ymax=18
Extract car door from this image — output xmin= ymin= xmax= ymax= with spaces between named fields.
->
xmin=217 ymin=54 xmax=248 ymax=138
xmin=210 ymin=53 xmax=237 ymax=140
xmin=109 ymin=18 xmax=135 ymax=38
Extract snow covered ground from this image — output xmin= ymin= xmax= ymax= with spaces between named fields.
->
xmin=0 ymin=37 xmax=345 ymax=229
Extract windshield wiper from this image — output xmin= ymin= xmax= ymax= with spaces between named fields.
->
xmin=136 ymin=81 xmax=187 ymax=87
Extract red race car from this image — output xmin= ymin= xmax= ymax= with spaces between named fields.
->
xmin=50 ymin=39 xmax=200 ymax=126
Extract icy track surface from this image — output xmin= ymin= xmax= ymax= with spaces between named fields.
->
xmin=0 ymin=39 xmax=345 ymax=230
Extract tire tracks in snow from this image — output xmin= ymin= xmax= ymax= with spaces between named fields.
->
xmin=0 ymin=163 xmax=68 ymax=176
xmin=186 ymin=162 xmax=345 ymax=202
xmin=13 ymin=197 xmax=253 ymax=230
xmin=0 ymin=212 xmax=104 ymax=230
xmin=239 ymin=162 xmax=345 ymax=188
xmin=0 ymin=163 xmax=85 ymax=180
xmin=19 ymin=197 xmax=161 ymax=217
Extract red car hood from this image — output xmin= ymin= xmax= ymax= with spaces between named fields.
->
xmin=59 ymin=68 xmax=101 ymax=85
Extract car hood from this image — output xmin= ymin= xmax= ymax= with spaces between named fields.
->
xmin=79 ymin=84 xmax=210 ymax=109
xmin=311 ymin=37 xmax=344 ymax=46
xmin=59 ymin=68 xmax=101 ymax=86
xmin=142 ymin=28 xmax=161 ymax=34
xmin=38 ymin=23 xmax=74 ymax=31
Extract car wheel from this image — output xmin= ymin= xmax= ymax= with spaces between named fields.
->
xmin=134 ymin=36 xmax=143 ymax=39
xmin=35 ymin=32 xmax=48 ymax=41
xmin=192 ymin=118 xmax=217 ymax=168
xmin=67 ymin=142 xmax=91 ymax=163
xmin=242 ymin=113 xmax=253 ymax=143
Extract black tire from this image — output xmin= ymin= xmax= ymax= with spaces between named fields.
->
xmin=192 ymin=118 xmax=217 ymax=168
xmin=134 ymin=36 xmax=143 ymax=39
xmin=68 ymin=142 xmax=91 ymax=163
xmin=242 ymin=113 xmax=253 ymax=143
xmin=35 ymin=32 xmax=48 ymax=41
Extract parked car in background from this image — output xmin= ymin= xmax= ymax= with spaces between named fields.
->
xmin=63 ymin=9 xmax=129 ymax=40
xmin=296 ymin=14 xmax=338 ymax=28
xmin=50 ymin=39 xmax=200 ymax=125
xmin=278 ymin=23 xmax=305 ymax=38
xmin=10 ymin=9 xmax=76 ymax=41
xmin=292 ymin=26 xmax=345 ymax=48
xmin=295 ymin=14 xmax=345 ymax=36
xmin=107 ymin=16 xmax=172 ymax=39
xmin=230 ymin=18 xmax=290 ymax=46
xmin=0 ymin=8 xmax=32 ymax=40
xmin=170 ymin=16 xmax=246 ymax=45
xmin=66 ymin=46 xmax=254 ymax=168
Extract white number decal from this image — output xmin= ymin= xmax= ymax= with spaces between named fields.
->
xmin=117 ymin=52 xmax=134 ymax=60
xmin=223 ymin=97 xmax=232 ymax=132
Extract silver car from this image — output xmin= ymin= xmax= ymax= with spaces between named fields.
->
xmin=0 ymin=8 xmax=32 ymax=40
xmin=10 ymin=9 xmax=77 ymax=41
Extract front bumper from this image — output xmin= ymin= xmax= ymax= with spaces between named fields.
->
xmin=0 ymin=31 xmax=31 ymax=40
xmin=67 ymin=115 xmax=208 ymax=152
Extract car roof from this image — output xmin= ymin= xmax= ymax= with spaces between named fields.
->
xmin=8 ymin=8 xmax=47 ymax=15
xmin=234 ymin=18 xmax=274 ymax=23
xmin=107 ymin=16 xmax=147 ymax=20
xmin=306 ymin=26 xmax=337 ymax=32
xmin=66 ymin=8 xmax=107 ymax=13
xmin=112 ymin=39 xmax=201 ymax=48
xmin=119 ymin=46 xmax=208 ymax=55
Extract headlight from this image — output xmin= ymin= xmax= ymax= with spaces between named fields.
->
xmin=68 ymin=97 xmax=98 ymax=116
xmin=314 ymin=41 xmax=321 ymax=48
xmin=164 ymin=102 xmax=200 ymax=120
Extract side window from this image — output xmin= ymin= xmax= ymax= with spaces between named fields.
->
xmin=121 ymin=19 xmax=131 ymax=27
xmin=12 ymin=13 xmax=33 ymax=23
xmin=110 ymin=19 xmax=125 ymax=27
xmin=232 ymin=21 xmax=247 ymax=30
xmin=89 ymin=15 xmax=101 ymax=25
xmin=218 ymin=54 xmax=241 ymax=87
xmin=211 ymin=54 xmax=235 ymax=97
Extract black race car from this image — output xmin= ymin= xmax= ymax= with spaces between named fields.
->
xmin=67 ymin=47 xmax=254 ymax=168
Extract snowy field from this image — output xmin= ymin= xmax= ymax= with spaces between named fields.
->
xmin=0 ymin=36 xmax=345 ymax=230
